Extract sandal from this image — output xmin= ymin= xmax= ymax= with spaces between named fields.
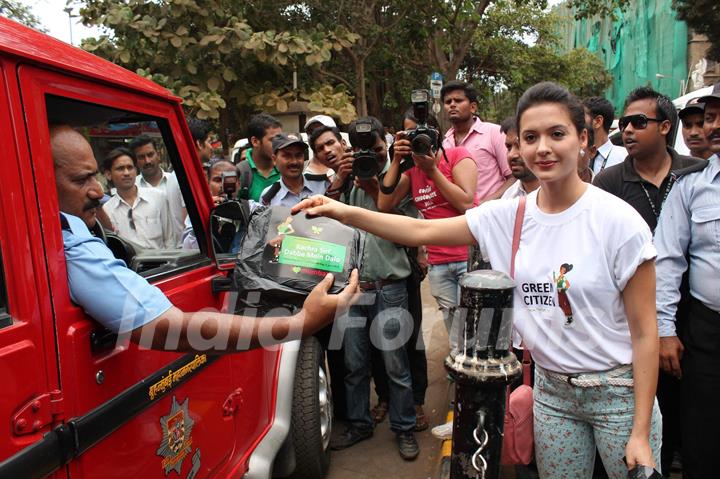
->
xmin=371 ymin=401 xmax=388 ymax=423
xmin=414 ymin=405 xmax=429 ymax=431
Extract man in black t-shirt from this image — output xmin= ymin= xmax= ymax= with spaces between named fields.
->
xmin=593 ymin=87 xmax=706 ymax=231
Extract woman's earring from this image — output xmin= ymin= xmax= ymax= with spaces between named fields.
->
xmin=580 ymin=148 xmax=585 ymax=157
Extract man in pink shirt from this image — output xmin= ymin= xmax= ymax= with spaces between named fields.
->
xmin=441 ymin=80 xmax=515 ymax=200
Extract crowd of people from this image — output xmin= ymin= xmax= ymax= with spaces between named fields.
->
xmin=55 ymin=76 xmax=720 ymax=478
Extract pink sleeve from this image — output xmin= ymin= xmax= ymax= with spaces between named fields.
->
xmin=493 ymin=128 xmax=511 ymax=177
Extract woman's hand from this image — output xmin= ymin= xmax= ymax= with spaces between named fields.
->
xmin=392 ymin=134 xmax=412 ymax=164
xmin=625 ymin=433 xmax=655 ymax=470
xmin=290 ymin=194 xmax=352 ymax=222
xmin=412 ymin=151 xmax=439 ymax=173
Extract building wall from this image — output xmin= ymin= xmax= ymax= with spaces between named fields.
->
xmin=556 ymin=0 xmax=688 ymax=111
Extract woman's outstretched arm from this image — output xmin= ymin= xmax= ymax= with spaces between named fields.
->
xmin=291 ymin=195 xmax=475 ymax=247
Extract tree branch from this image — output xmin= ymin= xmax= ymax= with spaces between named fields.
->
xmin=317 ymin=68 xmax=353 ymax=88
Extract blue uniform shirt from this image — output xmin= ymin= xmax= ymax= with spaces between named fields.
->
xmin=61 ymin=213 xmax=173 ymax=334
xmin=259 ymin=176 xmax=328 ymax=207
xmin=655 ymin=154 xmax=720 ymax=336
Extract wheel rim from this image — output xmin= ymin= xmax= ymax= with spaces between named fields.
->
xmin=318 ymin=365 xmax=332 ymax=450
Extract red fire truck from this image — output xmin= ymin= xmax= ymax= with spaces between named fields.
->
xmin=0 ymin=16 xmax=330 ymax=479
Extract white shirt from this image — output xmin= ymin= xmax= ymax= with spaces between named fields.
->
xmin=465 ymin=185 xmax=655 ymax=374
xmin=500 ymin=180 xmax=529 ymax=200
xmin=136 ymin=170 xmax=185 ymax=247
xmin=103 ymin=187 xmax=173 ymax=249
xmin=591 ymin=139 xmax=627 ymax=176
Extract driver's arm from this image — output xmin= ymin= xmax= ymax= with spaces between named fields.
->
xmin=130 ymin=269 xmax=357 ymax=352
xmin=62 ymin=212 xmax=358 ymax=351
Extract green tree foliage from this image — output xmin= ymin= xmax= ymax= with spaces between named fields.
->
xmin=566 ymin=0 xmax=627 ymax=19
xmin=459 ymin=2 xmax=612 ymax=121
xmin=75 ymin=0 xmax=614 ymax=140
xmin=77 ymin=0 xmax=359 ymax=144
xmin=1 ymin=0 xmax=44 ymax=30
xmin=674 ymin=0 xmax=720 ymax=61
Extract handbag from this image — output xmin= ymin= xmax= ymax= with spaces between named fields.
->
xmin=501 ymin=195 xmax=535 ymax=466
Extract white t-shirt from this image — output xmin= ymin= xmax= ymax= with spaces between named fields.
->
xmin=465 ymin=185 xmax=655 ymax=374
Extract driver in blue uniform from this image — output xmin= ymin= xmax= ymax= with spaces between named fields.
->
xmin=51 ymin=124 xmax=358 ymax=350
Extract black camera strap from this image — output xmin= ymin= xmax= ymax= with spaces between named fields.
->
xmin=378 ymin=170 xmax=402 ymax=195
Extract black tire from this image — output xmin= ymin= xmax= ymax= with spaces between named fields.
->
xmin=288 ymin=336 xmax=332 ymax=479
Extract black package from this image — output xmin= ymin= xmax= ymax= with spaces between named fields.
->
xmin=233 ymin=206 xmax=364 ymax=310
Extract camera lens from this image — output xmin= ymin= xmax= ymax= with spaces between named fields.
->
xmin=352 ymin=153 xmax=380 ymax=179
xmin=411 ymin=134 xmax=433 ymax=156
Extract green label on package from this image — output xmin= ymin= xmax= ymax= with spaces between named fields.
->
xmin=278 ymin=236 xmax=346 ymax=273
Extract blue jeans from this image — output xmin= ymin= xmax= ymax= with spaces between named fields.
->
xmin=340 ymin=281 xmax=415 ymax=433
xmin=534 ymin=366 xmax=662 ymax=479
xmin=427 ymin=260 xmax=467 ymax=349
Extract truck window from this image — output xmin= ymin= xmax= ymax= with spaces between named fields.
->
xmin=0 ymin=249 xmax=10 ymax=329
xmin=47 ymin=95 xmax=210 ymax=279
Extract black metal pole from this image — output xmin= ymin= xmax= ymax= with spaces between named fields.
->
xmin=446 ymin=270 xmax=520 ymax=479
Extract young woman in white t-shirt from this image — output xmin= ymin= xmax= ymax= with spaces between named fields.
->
xmin=292 ymin=82 xmax=660 ymax=477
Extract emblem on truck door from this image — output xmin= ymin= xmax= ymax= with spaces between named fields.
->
xmin=157 ymin=396 xmax=195 ymax=475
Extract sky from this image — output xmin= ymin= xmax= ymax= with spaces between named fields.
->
xmin=18 ymin=0 xmax=101 ymax=45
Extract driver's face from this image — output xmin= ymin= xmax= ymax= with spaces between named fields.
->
xmin=52 ymin=126 xmax=105 ymax=228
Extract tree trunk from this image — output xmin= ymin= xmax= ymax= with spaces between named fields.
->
xmin=219 ymin=107 xmax=232 ymax=156
xmin=355 ymin=58 xmax=367 ymax=117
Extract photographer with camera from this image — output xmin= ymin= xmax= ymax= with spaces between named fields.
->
xmin=328 ymin=116 xmax=420 ymax=461
xmin=181 ymin=159 xmax=239 ymax=250
xmin=378 ymin=91 xmax=477 ymax=351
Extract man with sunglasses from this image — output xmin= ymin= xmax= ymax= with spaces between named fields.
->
xmin=593 ymin=87 xmax=706 ymax=231
xmin=654 ymin=82 xmax=720 ymax=479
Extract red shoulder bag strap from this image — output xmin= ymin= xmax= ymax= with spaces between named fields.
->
xmin=510 ymin=196 xmax=526 ymax=279
xmin=510 ymin=196 xmax=532 ymax=387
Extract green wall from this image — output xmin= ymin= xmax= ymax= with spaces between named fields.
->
xmin=557 ymin=0 xmax=688 ymax=112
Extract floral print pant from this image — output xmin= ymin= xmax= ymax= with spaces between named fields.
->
xmin=534 ymin=366 xmax=662 ymax=479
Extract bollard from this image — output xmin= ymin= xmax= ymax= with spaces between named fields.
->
xmin=445 ymin=270 xmax=521 ymax=479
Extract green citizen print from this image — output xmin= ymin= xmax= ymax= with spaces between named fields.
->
xmin=278 ymin=236 xmax=346 ymax=273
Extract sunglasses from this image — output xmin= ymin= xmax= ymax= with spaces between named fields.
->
xmin=127 ymin=209 xmax=136 ymax=230
xmin=618 ymin=114 xmax=663 ymax=131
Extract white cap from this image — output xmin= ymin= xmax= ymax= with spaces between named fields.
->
xmin=304 ymin=114 xmax=336 ymax=131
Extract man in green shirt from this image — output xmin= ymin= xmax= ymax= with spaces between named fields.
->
xmin=240 ymin=113 xmax=282 ymax=201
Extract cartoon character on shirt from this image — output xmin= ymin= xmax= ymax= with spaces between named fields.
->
xmin=553 ymin=263 xmax=574 ymax=325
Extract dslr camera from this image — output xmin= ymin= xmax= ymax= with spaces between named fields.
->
xmin=406 ymin=89 xmax=440 ymax=157
xmin=221 ymin=170 xmax=238 ymax=200
xmin=351 ymin=120 xmax=382 ymax=179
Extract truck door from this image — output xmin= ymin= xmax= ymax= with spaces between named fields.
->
xmin=0 ymin=61 xmax=67 ymax=478
xmin=14 ymin=65 xmax=279 ymax=478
